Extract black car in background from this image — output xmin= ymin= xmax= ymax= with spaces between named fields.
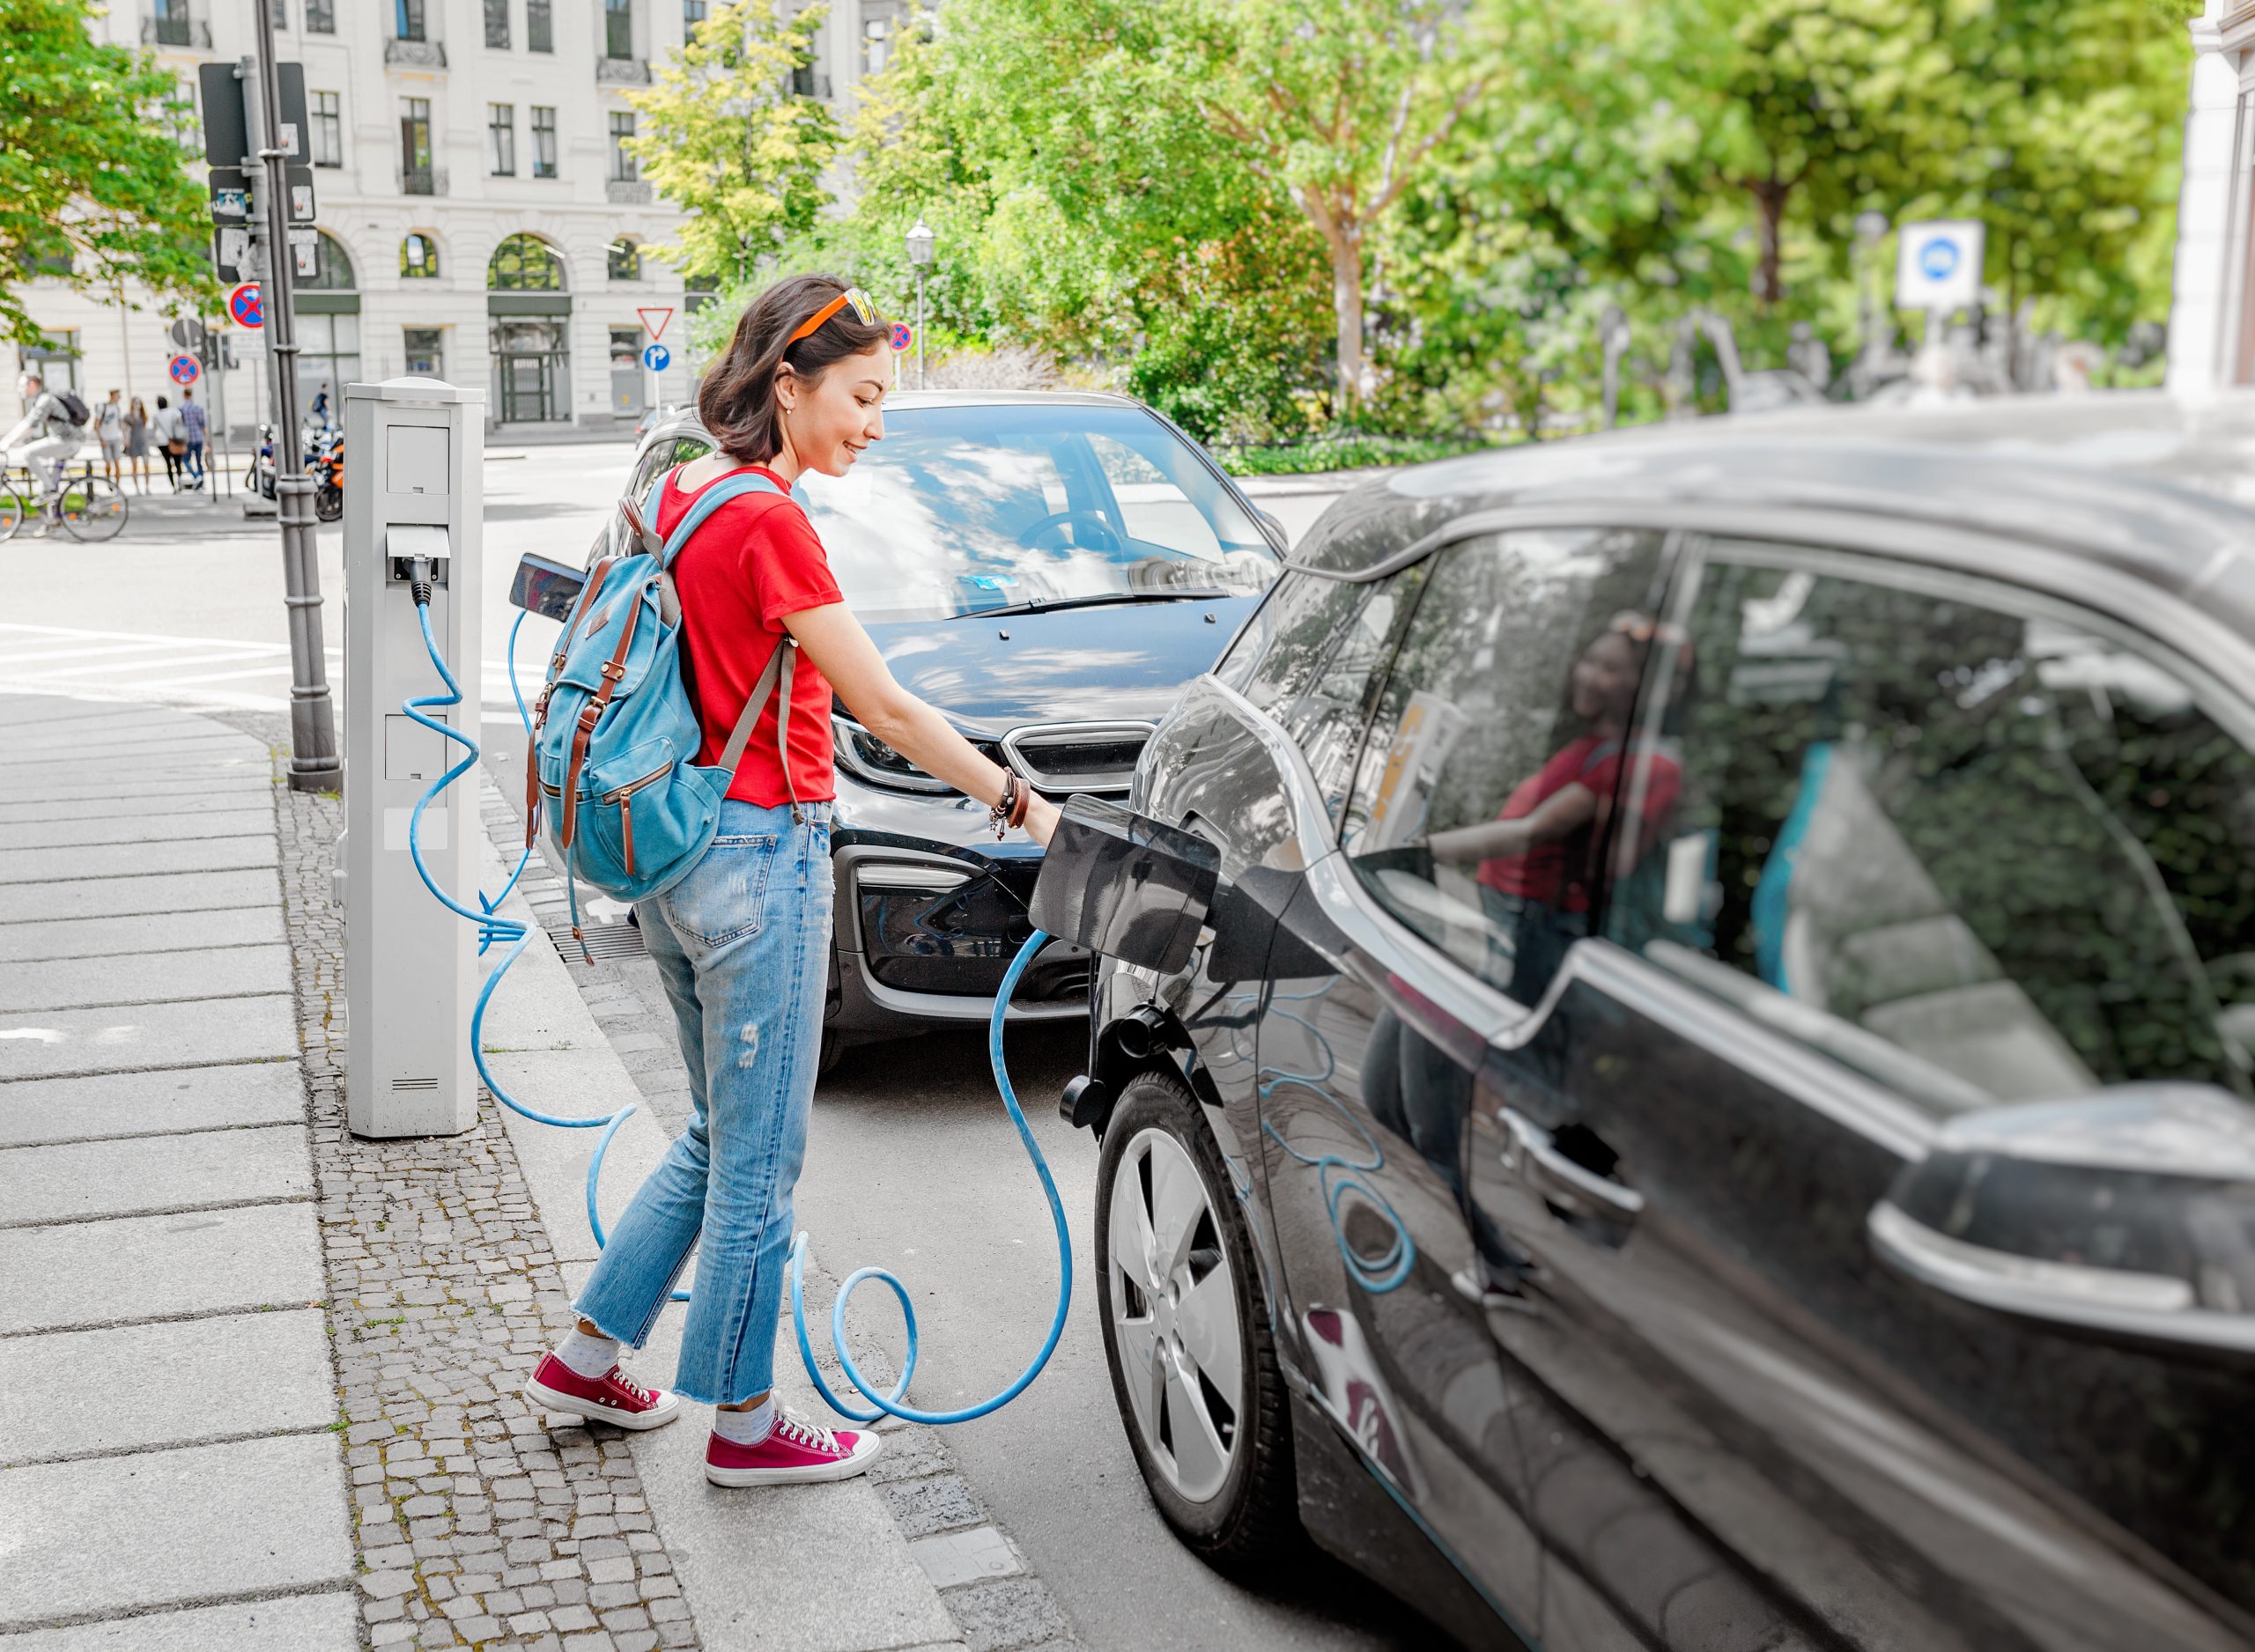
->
xmin=612 ymin=393 xmax=1286 ymax=1066
xmin=1071 ymin=393 xmax=2255 ymax=1649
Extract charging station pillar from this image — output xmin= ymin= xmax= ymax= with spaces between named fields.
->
xmin=343 ymin=377 xmax=484 ymax=1137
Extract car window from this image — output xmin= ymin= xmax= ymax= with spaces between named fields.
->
xmin=1339 ymin=527 xmax=1669 ymax=1003
xmin=792 ymin=404 xmax=1275 ymax=621
xmin=1605 ymin=548 xmax=2255 ymax=1114
xmin=1222 ymin=569 xmax=1365 ymax=706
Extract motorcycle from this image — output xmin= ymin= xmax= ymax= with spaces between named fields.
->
xmin=246 ymin=421 xmax=343 ymax=522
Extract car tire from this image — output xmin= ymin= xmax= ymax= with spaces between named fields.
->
xmin=1095 ymin=1067 xmax=1298 ymax=1573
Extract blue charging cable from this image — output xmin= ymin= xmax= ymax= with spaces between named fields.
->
xmin=398 ymin=584 xmax=1070 ymax=1423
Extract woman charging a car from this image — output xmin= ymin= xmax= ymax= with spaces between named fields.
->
xmin=520 ymin=274 xmax=1060 ymax=1487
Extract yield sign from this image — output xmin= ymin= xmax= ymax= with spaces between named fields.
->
xmin=636 ymin=306 xmax=674 ymax=342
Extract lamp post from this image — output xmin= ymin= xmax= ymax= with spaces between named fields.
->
xmin=905 ymin=218 xmax=935 ymax=390
xmin=1853 ymin=210 xmax=1890 ymax=385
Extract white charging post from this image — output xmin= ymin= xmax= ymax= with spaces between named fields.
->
xmin=343 ymin=377 xmax=484 ymax=1137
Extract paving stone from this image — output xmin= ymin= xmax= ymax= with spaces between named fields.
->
xmin=0 ymin=1058 xmax=302 ymax=1147
xmin=942 ymin=1578 xmax=1076 ymax=1652
xmin=0 ymin=1434 xmax=352 ymax=1624
xmin=0 ymin=1199 xmax=322 ymax=1334
xmin=906 ymin=1527 xmax=1025 ymax=1590
xmin=0 ymin=805 xmax=274 ymax=853
xmin=0 ymin=1123 xmax=310 ymax=1226
xmin=0 ymin=904 xmax=283 ymax=965
xmin=880 ymin=1475 xmax=987 ymax=1539
xmin=0 ymin=833 xmax=277 ymax=887
xmin=0 ymin=941 xmax=292 ymax=1014
xmin=0 ymin=866 xmax=279 ymax=926
xmin=0 ymin=992 xmax=297 ymax=1080
xmin=0 ymin=1591 xmax=359 ymax=1649
xmin=0 ymin=1308 xmax=333 ymax=1463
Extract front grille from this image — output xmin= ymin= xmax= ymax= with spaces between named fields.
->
xmin=1002 ymin=722 xmax=1154 ymax=794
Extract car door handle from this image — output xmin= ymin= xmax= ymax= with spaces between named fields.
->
xmin=1499 ymin=1108 xmax=1645 ymax=1223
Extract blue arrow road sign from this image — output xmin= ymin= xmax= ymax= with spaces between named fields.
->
xmin=1919 ymin=239 xmax=1960 ymax=279
xmin=642 ymin=343 xmax=671 ymax=372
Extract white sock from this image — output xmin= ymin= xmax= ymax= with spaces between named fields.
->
xmin=713 ymin=1397 xmax=776 ymax=1446
xmin=555 ymin=1326 xmax=620 ymax=1379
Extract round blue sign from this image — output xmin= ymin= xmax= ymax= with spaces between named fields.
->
xmin=889 ymin=321 xmax=913 ymax=352
xmin=1919 ymin=239 xmax=1960 ymax=280
xmin=167 ymin=354 xmax=200 ymax=386
xmin=642 ymin=343 xmax=670 ymax=372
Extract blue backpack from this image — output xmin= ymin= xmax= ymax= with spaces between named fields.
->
xmin=527 ymin=469 xmax=805 ymax=951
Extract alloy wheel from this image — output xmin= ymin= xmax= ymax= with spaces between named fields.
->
xmin=1106 ymin=1126 xmax=1244 ymax=1504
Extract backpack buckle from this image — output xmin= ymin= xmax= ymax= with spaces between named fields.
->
xmin=599 ymin=660 xmax=626 ymax=682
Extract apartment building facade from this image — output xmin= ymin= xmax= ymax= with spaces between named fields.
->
xmin=21 ymin=0 xmax=906 ymax=434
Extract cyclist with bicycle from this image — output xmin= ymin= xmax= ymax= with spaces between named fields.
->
xmin=2 ymin=371 xmax=85 ymax=534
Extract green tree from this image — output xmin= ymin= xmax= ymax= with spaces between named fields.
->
xmin=624 ymin=0 xmax=837 ymax=287
xmin=0 ymin=0 xmax=214 ymax=348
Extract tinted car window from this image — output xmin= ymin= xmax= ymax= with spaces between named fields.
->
xmin=1222 ymin=569 xmax=1365 ymax=708
xmin=1340 ymin=527 xmax=1668 ymax=1002
xmin=1605 ymin=548 xmax=2255 ymax=1111
xmin=792 ymin=404 xmax=1275 ymax=622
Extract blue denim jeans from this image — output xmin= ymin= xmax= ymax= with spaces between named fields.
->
xmin=573 ymin=799 xmax=834 ymax=1405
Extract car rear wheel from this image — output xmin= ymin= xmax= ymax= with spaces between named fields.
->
xmin=1095 ymin=1068 xmax=1296 ymax=1570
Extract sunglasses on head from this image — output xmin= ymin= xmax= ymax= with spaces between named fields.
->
xmin=787 ymin=286 xmax=882 ymax=344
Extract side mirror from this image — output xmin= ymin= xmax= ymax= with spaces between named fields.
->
xmin=1868 ymin=1084 xmax=2255 ymax=1361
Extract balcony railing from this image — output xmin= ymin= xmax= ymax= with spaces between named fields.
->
xmin=384 ymin=38 xmax=448 ymax=69
xmin=397 ymin=166 xmax=450 ymax=197
xmin=606 ymin=180 xmax=653 ymax=204
xmin=143 ymin=14 xmax=212 ymax=48
xmin=595 ymin=56 xmax=651 ymax=85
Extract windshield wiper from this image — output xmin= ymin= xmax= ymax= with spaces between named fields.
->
xmin=950 ymin=586 xmax=1233 ymax=620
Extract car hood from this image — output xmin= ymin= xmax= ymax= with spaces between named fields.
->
xmin=861 ymin=594 xmax=1259 ymax=735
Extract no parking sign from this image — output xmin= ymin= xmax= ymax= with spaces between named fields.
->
xmin=167 ymin=354 xmax=200 ymax=387
xmin=228 ymin=281 xmax=264 ymax=329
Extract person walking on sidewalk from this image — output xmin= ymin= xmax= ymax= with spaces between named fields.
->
xmin=520 ymin=273 xmax=1061 ymax=1488
xmin=179 ymin=387 xmax=208 ymax=490
xmin=122 ymin=396 xmax=152 ymax=493
xmin=95 ymin=389 xmax=125 ymax=485
xmin=152 ymin=395 xmax=186 ymax=491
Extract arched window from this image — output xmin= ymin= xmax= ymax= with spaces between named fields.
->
xmin=401 ymin=232 xmax=440 ymax=279
xmin=606 ymin=235 xmax=641 ymax=282
xmin=299 ymin=231 xmax=357 ymax=291
xmin=488 ymin=232 xmax=566 ymax=291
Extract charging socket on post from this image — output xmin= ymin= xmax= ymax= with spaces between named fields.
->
xmin=385 ymin=525 xmax=451 ymax=591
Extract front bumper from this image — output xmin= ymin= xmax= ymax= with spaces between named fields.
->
xmin=824 ymin=771 xmax=1092 ymax=1044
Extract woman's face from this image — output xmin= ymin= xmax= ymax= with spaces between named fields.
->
xmin=1570 ymin=631 xmax=1641 ymax=723
xmin=780 ymin=343 xmax=888 ymax=476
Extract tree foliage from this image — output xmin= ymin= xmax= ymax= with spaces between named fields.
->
xmin=0 ymin=0 xmax=214 ymax=348
xmin=624 ymin=0 xmax=837 ymax=287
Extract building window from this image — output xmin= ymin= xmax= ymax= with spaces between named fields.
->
xmin=683 ymin=0 xmax=706 ymax=36
xmin=489 ymin=232 xmax=566 ymax=291
xmin=270 ymin=0 xmax=290 ymax=30
xmin=527 ymin=0 xmax=552 ymax=52
xmin=608 ymin=236 xmax=641 ymax=281
xmin=401 ymin=98 xmax=433 ymax=195
xmin=864 ymin=18 xmax=888 ymax=75
xmin=404 ymin=328 xmax=446 ymax=380
xmin=396 ymin=0 xmax=426 ymax=42
xmin=487 ymin=104 xmax=516 ymax=176
xmin=484 ymin=0 xmax=509 ymax=48
xmin=401 ymin=232 xmax=440 ymax=279
xmin=22 ymin=329 xmax=80 ymax=396
xmin=307 ymin=0 xmax=335 ymax=32
xmin=310 ymin=91 xmax=343 ymax=168
xmin=530 ymin=107 xmax=558 ymax=178
xmin=605 ymin=0 xmax=633 ymax=59
xmin=607 ymin=112 xmax=638 ymax=183
xmin=152 ymin=0 xmax=191 ymax=48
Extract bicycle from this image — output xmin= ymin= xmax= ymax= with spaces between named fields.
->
xmin=0 ymin=456 xmax=129 ymax=543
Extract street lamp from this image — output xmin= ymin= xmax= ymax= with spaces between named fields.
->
xmin=1853 ymin=210 xmax=1890 ymax=380
xmin=905 ymin=218 xmax=935 ymax=390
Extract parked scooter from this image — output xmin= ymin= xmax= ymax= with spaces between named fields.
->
xmin=246 ymin=421 xmax=343 ymax=521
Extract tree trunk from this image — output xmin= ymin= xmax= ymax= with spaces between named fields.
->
xmin=1751 ymin=175 xmax=1789 ymax=309
xmin=1329 ymin=228 xmax=1364 ymax=424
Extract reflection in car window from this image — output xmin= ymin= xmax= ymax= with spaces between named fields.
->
xmin=1606 ymin=550 xmax=2255 ymax=1113
xmin=1224 ymin=570 xmax=1367 ymax=707
xmin=1340 ymin=528 xmax=1669 ymax=1002
xmin=789 ymin=405 xmax=1275 ymax=621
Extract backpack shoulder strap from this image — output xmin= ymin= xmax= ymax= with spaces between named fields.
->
xmin=657 ymin=470 xmax=789 ymax=568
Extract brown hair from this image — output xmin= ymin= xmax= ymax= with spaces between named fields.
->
xmin=697 ymin=273 xmax=890 ymax=464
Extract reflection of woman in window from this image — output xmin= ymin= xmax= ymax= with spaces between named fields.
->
xmin=1429 ymin=612 xmax=1679 ymax=991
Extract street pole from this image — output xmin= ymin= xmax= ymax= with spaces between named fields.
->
xmin=915 ymin=269 xmax=926 ymax=391
xmin=250 ymin=13 xmax=340 ymax=791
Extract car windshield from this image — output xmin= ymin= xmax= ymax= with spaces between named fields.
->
xmin=789 ymin=403 xmax=1280 ymax=623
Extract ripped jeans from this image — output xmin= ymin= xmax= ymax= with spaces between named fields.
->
xmin=573 ymin=799 xmax=835 ymax=1405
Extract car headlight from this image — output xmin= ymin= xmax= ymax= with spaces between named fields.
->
xmin=832 ymin=716 xmax=957 ymax=794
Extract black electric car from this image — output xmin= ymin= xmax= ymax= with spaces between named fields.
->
xmin=1070 ymin=393 xmax=2255 ymax=1650
xmin=610 ymin=393 xmax=1286 ymax=1064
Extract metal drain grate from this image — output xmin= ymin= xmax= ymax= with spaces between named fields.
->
xmin=553 ymin=921 xmax=648 ymax=962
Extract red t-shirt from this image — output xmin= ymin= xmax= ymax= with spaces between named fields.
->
xmin=1477 ymin=735 xmax=1681 ymax=911
xmin=659 ymin=464 xmax=843 ymax=807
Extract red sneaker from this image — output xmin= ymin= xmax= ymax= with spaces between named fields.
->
xmin=522 ymin=1353 xmax=682 ymax=1431
xmin=705 ymin=1408 xmax=884 ymax=1486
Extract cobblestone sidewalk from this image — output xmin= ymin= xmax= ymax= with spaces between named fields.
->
xmin=271 ymin=756 xmax=699 ymax=1652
